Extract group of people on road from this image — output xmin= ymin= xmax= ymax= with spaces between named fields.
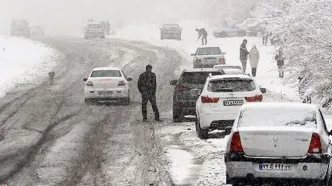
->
xmin=239 ymin=39 xmax=285 ymax=78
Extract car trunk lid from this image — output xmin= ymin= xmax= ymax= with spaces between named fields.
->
xmin=89 ymin=77 xmax=123 ymax=89
xmin=239 ymin=127 xmax=314 ymax=157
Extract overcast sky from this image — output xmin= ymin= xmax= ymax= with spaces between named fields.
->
xmin=0 ymin=0 xmax=258 ymax=35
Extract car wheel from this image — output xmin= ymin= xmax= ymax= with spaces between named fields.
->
xmin=173 ymin=107 xmax=183 ymax=123
xmin=195 ymin=121 xmax=208 ymax=139
xmin=220 ymin=31 xmax=228 ymax=38
xmin=123 ymin=96 xmax=130 ymax=105
xmin=85 ymin=98 xmax=94 ymax=105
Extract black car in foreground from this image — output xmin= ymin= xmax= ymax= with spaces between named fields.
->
xmin=170 ymin=68 xmax=224 ymax=122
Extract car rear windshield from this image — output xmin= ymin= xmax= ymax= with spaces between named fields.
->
xmin=238 ymin=107 xmax=317 ymax=128
xmin=197 ymin=47 xmax=222 ymax=55
xmin=88 ymin=24 xmax=103 ymax=29
xmin=208 ymin=78 xmax=256 ymax=92
xmin=163 ymin=24 xmax=180 ymax=29
xmin=90 ymin=70 xmax=121 ymax=77
xmin=180 ymin=72 xmax=222 ymax=84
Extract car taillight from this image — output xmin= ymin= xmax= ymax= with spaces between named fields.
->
xmin=86 ymin=81 xmax=93 ymax=86
xmin=201 ymin=96 xmax=219 ymax=103
xmin=308 ymin=133 xmax=322 ymax=153
xmin=118 ymin=81 xmax=126 ymax=86
xmin=245 ymin=94 xmax=263 ymax=102
xmin=230 ymin=132 xmax=243 ymax=152
xmin=175 ymin=84 xmax=188 ymax=92
xmin=219 ymin=58 xmax=225 ymax=64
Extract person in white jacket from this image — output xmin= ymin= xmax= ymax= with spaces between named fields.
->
xmin=249 ymin=45 xmax=260 ymax=77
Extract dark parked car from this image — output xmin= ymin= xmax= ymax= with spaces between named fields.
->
xmin=160 ymin=24 xmax=182 ymax=40
xmin=170 ymin=68 xmax=224 ymax=122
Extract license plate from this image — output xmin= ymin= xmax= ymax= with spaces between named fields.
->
xmin=99 ymin=91 xmax=113 ymax=95
xmin=204 ymin=59 xmax=216 ymax=63
xmin=259 ymin=163 xmax=292 ymax=171
xmin=223 ymin=100 xmax=243 ymax=106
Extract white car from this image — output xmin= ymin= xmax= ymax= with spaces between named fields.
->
xmin=225 ymin=102 xmax=332 ymax=185
xmin=83 ymin=67 xmax=132 ymax=104
xmin=192 ymin=46 xmax=226 ymax=68
xmin=195 ymin=74 xmax=266 ymax=139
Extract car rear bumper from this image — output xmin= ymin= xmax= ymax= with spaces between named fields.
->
xmin=225 ymin=153 xmax=329 ymax=180
xmin=199 ymin=111 xmax=238 ymax=129
xmin=161 ymin=33 xmax=181 ymax=39
xmin=85 ymin=32 xmax=105 ymax=37
xmin=84 ymin=88 xmax=128 ymax=99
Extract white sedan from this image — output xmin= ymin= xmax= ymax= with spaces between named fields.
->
xmin=83 ymin=67 xmax=132 ymax=104
xmin=225 ymin=102 xmax=332 ymax=185
xmin=192 ymin=46 xmax=226 ymax=68
xmin=195 ymin=74 xmax=266 ymax=139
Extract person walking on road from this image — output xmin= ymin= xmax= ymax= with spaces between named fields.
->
xmin=137 ymin=65 xmax=161 ymax=122
xmin=249 ymin=45 xmax=260 ymax=77
xmin=240 ymin=39 xmax=249 ymax=73
xmin=275 ymin=47 xmax=285 ymax=78
xmin=196 ymin=28 xmax=208 ymax=45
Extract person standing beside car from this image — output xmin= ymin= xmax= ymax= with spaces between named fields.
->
xmin=275 ymin=47 xmax=285 ymax=78
xmin=249 ymin=45 xmax=260 ymax=77
xmin=240 ymin=39 xmax=249 ymax=73
xmin=137 ymin=65 xmax=161 ymax=122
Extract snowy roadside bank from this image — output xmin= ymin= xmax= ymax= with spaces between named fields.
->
xmin=0 ymin=36 xmax=59 ymax=97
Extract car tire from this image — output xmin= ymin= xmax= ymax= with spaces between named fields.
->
xmin=196 ymin=121 xmax=208 ymax=139
xmin=220 ymin=31 xmax=228 ymax=38
xmin=173 ymin=107 xmax=183 ymax=123
xmin=123 ymin=96 xmax=130 ymax=105
xmin=85 ymin=98 xmax=94 ymax=105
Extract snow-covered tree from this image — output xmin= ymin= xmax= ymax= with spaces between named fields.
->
xmin=252 ymin=0 xmax=332 ymax=102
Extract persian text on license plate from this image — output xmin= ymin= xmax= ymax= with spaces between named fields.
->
xmin=223 ymin=100 xmax=243 ymax=106
xmin=259 ymin=163 xmax=292 ymax=171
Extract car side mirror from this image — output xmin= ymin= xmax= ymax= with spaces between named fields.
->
xmin=170 ymin=80 xmax=178 ymax=85
xmin=159 ymin=28 xmax=161 ymax=30
xmin=260 ymin=88 xmax=267 ymax=94
xmin=83 ymin=78 xmax=88 ymax=82
xmin=190 ymin=89 xmax=201 ymax=96
xmin=225 ymin=127 xmax=232 ymax=135
xmin=127 ymin=78 xmax=132 ymax=81
xmin=222 ymin=52 xmax=226 ymax=55
xmin=190 ymin=53 xmax=195 ymax=56
xmin=329 ymin=130 xmax=332 ymax=136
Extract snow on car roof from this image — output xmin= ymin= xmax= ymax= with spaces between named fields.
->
xmin=92 ymin=67 xmax=121 ymax=71
xmin=183 ymin=68 xmax=221 ymax=72
xmin=197 ymin=45 xmax=221 ymax=49
xmin=208 ymin=74 xmax=252 ymax=80
xmin=241 ymin=102 xmax=318 ymax=111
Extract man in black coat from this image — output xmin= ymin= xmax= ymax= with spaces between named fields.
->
xmin=137 ymin=65 xmax=161 ymax=122
xmin=240 ymin=39 xmax=249 ymax=73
